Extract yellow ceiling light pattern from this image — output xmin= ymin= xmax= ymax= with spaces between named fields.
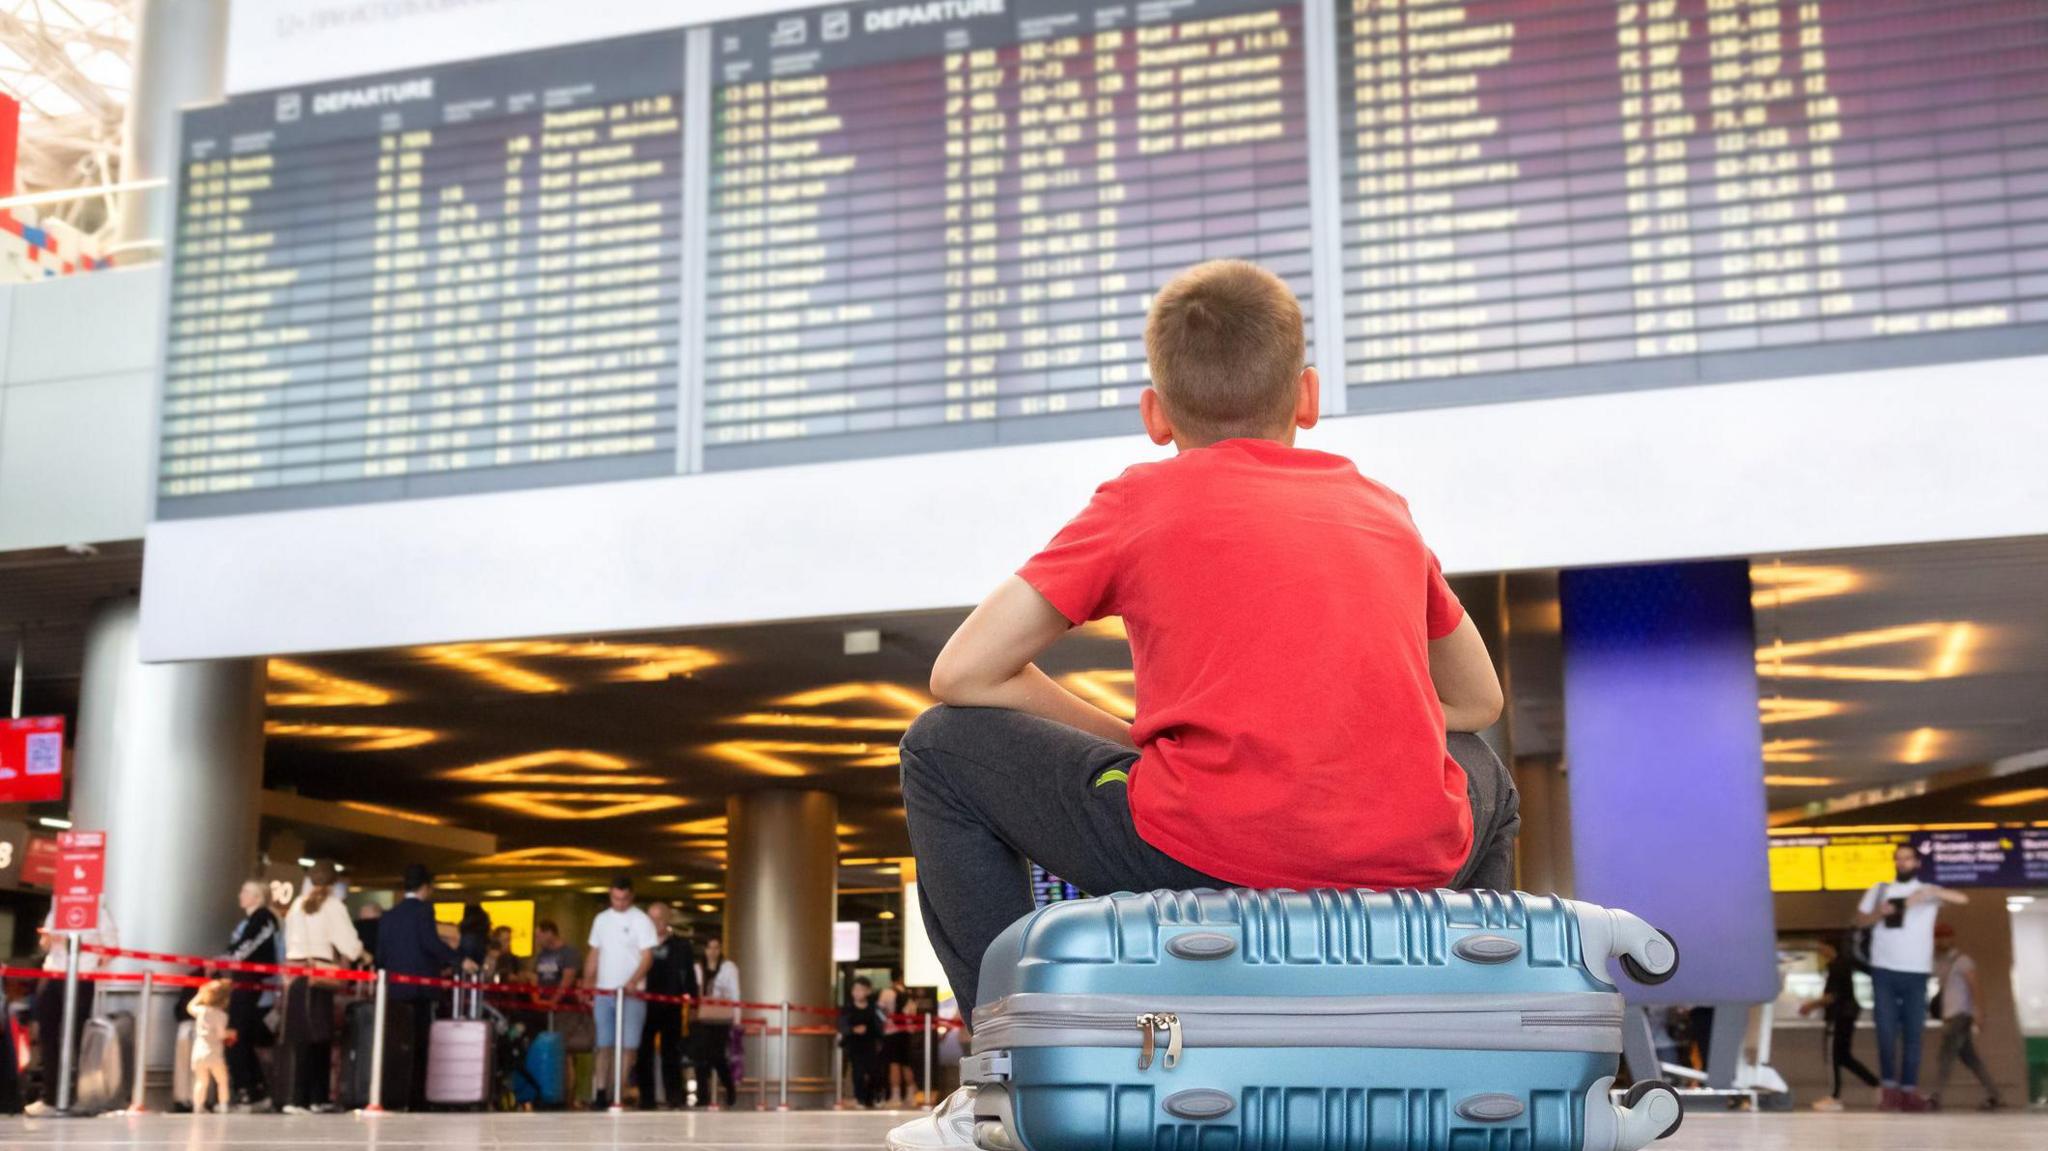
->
xmin=415 ymin=640 xmax=722 ymax=694
xmin=1763 ymin=774 xmax=1839 ymax=787
xmin=265 ymin=721 xmax=437 ymax=751
xmin=336 ymin=800 xmax=447 ymax=826
xmin=265 ymin=659 xmax=394 ymax=707
xmin=441 ymin=749 xmax=668 ymax=786
xmin=1902 ymin=726 xmax=1942 ymax=765
xmin=1977 ymin=788 xmax=2048 ymax=809
xmin=472 ymin=791 xmax=687 ymax=821
xmin=729 ymin=681 xmax=934 ymax=732
xmin=1758 ymin=698 xmax=1845 ymax=725
xmin=464 ymin=846 xmax=637 ymax=868
xmin=1762 ymin=738 xmax=1822 ymax=764
xmin=1749 ymin=563 xmax=1861 ymax=608
xmin=1064 ymin=669 xmax=1137 ymax=719
xmin=704 ymin=739 xmax=899 ymax=778
xmin=1755 ymin=622 xmax=1979 ymax=683
xmin=669 ymin=815 xmax=860 ymax=838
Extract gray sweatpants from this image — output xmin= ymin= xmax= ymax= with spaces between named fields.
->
xmin=899 ymin=705 xmax=1521 ymax=1025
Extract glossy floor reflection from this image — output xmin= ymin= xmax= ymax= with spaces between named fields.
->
xmin=0 ymin=1107 xmax=2039 ymax=1149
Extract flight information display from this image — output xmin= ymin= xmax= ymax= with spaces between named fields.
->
xmin=160 ymin=34 xmax=688 ymax=517
xmin=701 ymin=0 xmax=1315 ymax=469
xmin=1338 ymin=0 xmax=2048 ymax=410
xmin=153 ymin=0 xmax=2048 ymax=516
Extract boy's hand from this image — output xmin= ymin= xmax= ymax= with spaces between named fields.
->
xmin=932 ymin=576 xmax=1135 ymax=747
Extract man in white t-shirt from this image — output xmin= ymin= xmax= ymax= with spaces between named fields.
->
xmin=1929 ymin=924 xmax=2004 ymax=1111
xmin=1854 ymin=843 xmax=1967 ymax=1112
xmin=585 ymin=875 xmax=656 ymax=1109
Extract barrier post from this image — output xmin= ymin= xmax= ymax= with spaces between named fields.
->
xmin=55 ymin=933 xmax=81 ymax=1113
xmin=833 ymin=1042 xmax=843 ymax=1110
xmin=776 ymin=1002 xmax=792 ymax=1111
xmin=922 ymin=1012 xmax=934 ymax=1108
xmin=127 ymin=971 xmax=154 ymax=1112
xmin=609 ymin=990 xmax=626 ymax=1113
xmin=363 ymin=969 xmax=389 ymax=1113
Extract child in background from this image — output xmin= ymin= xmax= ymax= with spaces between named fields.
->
xmin=188 ymin=979 xmax=234 ymax=1114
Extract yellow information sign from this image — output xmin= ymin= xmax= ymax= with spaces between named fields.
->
xmin=1768 ymin=844 xmax=1824 ymax=892
xmin=434 ymin=899 xmax=536 ymax=957
xmin=1821 ymin=841 xmax=1901 ymax=892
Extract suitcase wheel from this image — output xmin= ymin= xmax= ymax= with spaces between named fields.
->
xmin=1621 ymin=1080 xmax=1684 ymax=1142
xmin=973 ymin=1118 xmax=1022 ymax=1151
xmin=1618 ymin=929 xmax=1680 ymax=987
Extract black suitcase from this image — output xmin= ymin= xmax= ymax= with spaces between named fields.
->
xmin=340 ymin=999 xmax=416 ymax=1110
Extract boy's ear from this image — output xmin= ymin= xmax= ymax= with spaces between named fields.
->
xmin=1295 ymin=366 xmax=1321 ymax=430
xmin=1138 ymin=387 xmax=1177 ymax=446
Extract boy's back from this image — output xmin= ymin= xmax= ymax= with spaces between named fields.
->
xmin=889 ymin=259 xmax=1517 ymax=1150
xmin=1020 ymin=436 xmax=1472 ymax=890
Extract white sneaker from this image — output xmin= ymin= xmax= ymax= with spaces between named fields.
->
xmin=885 ymin=1085 xmax=980 ymax=1149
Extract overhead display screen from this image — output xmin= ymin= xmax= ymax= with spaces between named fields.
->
xmin=700 ymin=0 xmax=1315 ymax=469
xmin=160 ymin=34 xmax=688 ymax=518
xmin=1337 ymin=0 xmax=2048 ymax=410
xmin=154 ymin=0 xmax=2048 ymax=516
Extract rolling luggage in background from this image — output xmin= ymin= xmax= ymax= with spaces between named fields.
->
xmin=172 ymin=1020 xmax=193 ymax=1109
xmin=70 ymin=1011 xmax=133 ymax=1114
xmin=425 ymin=979 xmax=493 ymax=1109
xmin=340 ymin=999 xmax=416 ymax=1111
xmin=963 ymin=889 xmax=1685 ymax=1151
xmin=518 ymin=1029 xmax=567 ymax=1108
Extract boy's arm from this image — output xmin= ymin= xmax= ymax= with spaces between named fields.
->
xmin=1429 ymin=614 xmax=1505 ymax=733
xmin=931 ymin=576 xmax=1135 ymax=747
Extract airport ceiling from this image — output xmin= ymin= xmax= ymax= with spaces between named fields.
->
xmin=8 ymin=534 xmax=2048 ymax=889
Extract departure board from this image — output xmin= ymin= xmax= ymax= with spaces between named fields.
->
xmin=701 ymin=0 xmax=1315 ymax=469
xmin=1338 ymin=0 xmax=2048 ymax=411
xmin=159 ymin=34 xmax=688 ymax=518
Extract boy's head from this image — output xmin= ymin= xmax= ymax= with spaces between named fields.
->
xmin=1141 ymin=260 xmax=1316 ymax=449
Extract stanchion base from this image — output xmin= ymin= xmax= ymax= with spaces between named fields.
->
xmin=358 ymin=1106 xmax=386 ymax=1116
xmin=776 ymin=1104 xmax=792 ymax=1112
xmin=607 ymin=1104 xmax=626 ymax=1114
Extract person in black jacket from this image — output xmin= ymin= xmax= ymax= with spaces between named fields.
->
xmin=636 ymin=901 xmax=698 ymax=1109
xmin=223 ymin=880 xmax=281 ymax=1106
xmin=376 ymin=865 xmax=474 ymax=1107
xmin=1800 ymin=936 xmax=1879 ymax=1111
xmin=839 ymin=977 xmax=886 ymax=1109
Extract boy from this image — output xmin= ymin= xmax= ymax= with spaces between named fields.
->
xmin=888 ymin=260 xmax=1515 ymax=1150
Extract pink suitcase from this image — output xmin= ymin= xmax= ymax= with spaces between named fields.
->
xmin=425 ymin=979 xmax=494 ymax=1108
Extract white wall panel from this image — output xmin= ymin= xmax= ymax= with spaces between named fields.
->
xmin=138 ymin=354 xmax=2048 ymax=661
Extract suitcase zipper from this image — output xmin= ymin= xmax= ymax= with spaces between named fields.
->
xmin=1133 ymin=1013 xmax=1183 ymax=1071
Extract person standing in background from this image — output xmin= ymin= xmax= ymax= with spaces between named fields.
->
xmin=1855 ymin=843 xmax=1968 ymax=1112
xmin=353 ymin=902 xmax=383 ymax=963
xmin=585 ymin=876 xmax=656 ymax=1110
xmin=840 ymin=976 xmax=886 ymax=1109
xmin=223 ymin=880 xmax=280 ymax=1108
xmin=376 ymin=865 xmax=474 ymax=1109
xmin=25 ymin=895 xmax=118 ymax=1116
xmin=277 ymin=861 xmax=361 ymax=1114
xmin=1929 ymin=925 xmax=2004 ymax=1111
xmin=635 ymin=902 xmax=697 ymax=1110
xmin=1800 ymin=937 xmax=1878 ymax=1111
xmin=531 ymin=920 xmax=580 ymax=1004
xmin=692 ymin=937 xmax=739 ymax=1109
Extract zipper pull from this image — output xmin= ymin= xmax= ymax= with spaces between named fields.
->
xmin=1135 ymin=1013 xmax=1157 ymax=1071
xmin=1161 ymin=1013 xmax=1183 ymax=1069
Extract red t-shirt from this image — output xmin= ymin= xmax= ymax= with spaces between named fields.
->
xmin=1017 ymin=438 xmax=1472 ymax=890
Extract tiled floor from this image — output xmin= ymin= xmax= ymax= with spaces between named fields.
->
xmin=0 ymin=1108 xmax=2038 ymax=1149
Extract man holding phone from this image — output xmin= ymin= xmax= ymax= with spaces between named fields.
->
xmin=1855 ymin=843 xmax=1969 ymax=1112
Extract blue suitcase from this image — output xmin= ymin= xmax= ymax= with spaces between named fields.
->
xmin=963 ymin=889 xmax=1683 ymax=1151
xmin=518 ymin=1029 xmax=568 ymax=1108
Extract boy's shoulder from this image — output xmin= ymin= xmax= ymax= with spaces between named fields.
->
xmin=1108 ymin=442 xmax=1401 ymax=504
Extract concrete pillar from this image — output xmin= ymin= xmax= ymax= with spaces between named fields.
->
xmin=114 ymin=0 xmax=229 ymax=258
xmin=726 ymin=789 xmax=838 ymax=1108
xmin=70 ymin=597 xmax=265 ymax=1090
xmin=1560 ymin=561 xmax=1779 ymax=1087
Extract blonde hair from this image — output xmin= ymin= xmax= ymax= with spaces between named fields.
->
xmin=1144 ymin=260 xmax=1306 ymax=442
xmin=195 ymin=978 xmax=232 ymax=1009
